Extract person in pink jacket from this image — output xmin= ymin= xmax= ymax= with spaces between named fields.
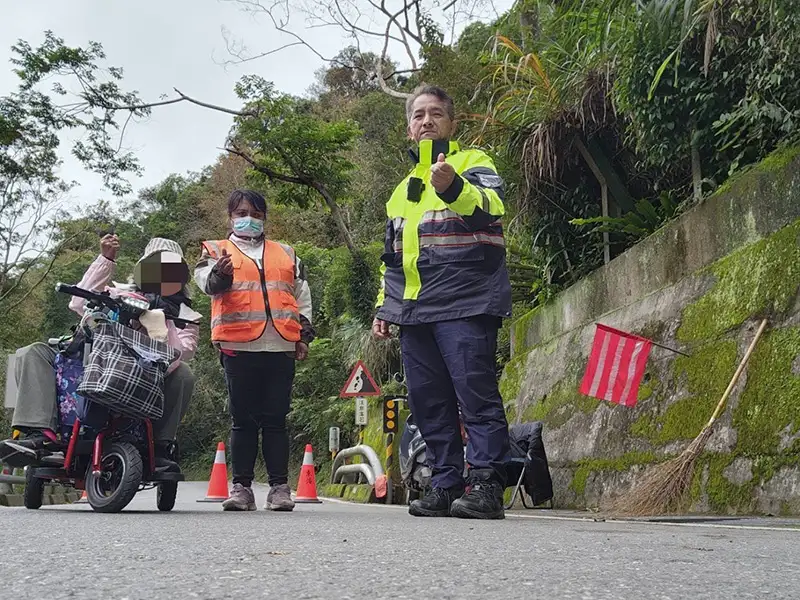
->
xmin=0 ymin=235 xmax=199 ymax=471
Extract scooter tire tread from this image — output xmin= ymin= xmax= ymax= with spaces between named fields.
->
xmin=23 ymin=467 xmax=44 ymax=510
xmin=86 ymin=441 xmax=142 ymax=513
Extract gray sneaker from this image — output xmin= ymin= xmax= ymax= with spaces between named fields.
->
xmin=222 ymin=483 xmax=256 ymax=511
xmin=266 ymin=484 xmax=295 ymax=512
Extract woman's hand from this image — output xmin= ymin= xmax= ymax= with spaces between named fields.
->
xmin=215 ymin=248 xmax=234 ymax=276
xmin=101 ymin=234 xmax=120 ymax=261
xmin=295 ymin=341 xmax=309 ymax=361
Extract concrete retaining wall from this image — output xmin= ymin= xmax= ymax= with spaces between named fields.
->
xmin=501 ymin=146 xmax=800 ymax=515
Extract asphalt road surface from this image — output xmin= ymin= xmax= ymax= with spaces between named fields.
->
xmin=2 ymin=482 xmax=799 ymax=599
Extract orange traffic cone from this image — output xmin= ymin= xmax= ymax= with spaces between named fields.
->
xmin=75 ymin=489 xmax=88 ymax=503
xmin=294 ymin=444 xmax=322 ymax=504
xmin=196 ymin=442 xmax=229 ymax=503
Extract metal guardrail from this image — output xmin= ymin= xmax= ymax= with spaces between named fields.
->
xmin=331 ymin=444 xmax=385 ymax=486
xmin=1 ymin=466 xmax=25 ymax=495
xmin=332 ymin=463 xmax=377 ymax=485
xmin=0 ymin=473 xmax=25 ymax=485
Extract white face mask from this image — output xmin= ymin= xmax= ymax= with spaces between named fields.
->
xmin=232 ymin=216 xmax=264 ymax=238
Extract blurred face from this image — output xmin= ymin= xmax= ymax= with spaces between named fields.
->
xmin=407 ymin=94 xmax=456 ymax=143
xmin=135 ymin=251 xmax=189 ymax=297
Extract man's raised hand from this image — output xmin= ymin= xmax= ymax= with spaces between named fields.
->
xmin=430 ymin=152 xmax=456 ymax=194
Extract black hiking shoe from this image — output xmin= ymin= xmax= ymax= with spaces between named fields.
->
xmin=451 ymin=471 xmax=505 ymax=520
xmin=409 ymin=486 xmax=464 ymax=517
xmin=0 ymin=432 xmax=59 ymax=468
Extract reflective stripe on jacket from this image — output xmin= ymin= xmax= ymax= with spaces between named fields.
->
xmin=201 ymin=239 xmax=302 ymax=343
xmin=375 ymin=141 xmax=512 ymax=325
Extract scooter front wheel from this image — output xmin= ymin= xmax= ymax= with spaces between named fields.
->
xmin=23 ymin=466 xmax=45 ymax=510
xmin=85 ymin=441 xmax=143 ymax=513
xmin=157 ymin=481 xmax=178 ymax=511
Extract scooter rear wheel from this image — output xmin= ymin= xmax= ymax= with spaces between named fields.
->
xmin=23 ymin=466 xmax=45 ymax=510
xmin=85 ymin=441 xmax=143 ymax=513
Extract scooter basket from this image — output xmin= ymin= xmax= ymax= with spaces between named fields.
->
xmin=77 ymin=320 xmax=178 ymax=421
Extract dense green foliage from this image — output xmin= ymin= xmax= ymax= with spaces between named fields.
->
xmin=2 ymin=0 xmax=799 ymax=472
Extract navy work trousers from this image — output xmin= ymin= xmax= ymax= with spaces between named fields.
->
xmin=401 ymin=315 xmax=510 ymax=489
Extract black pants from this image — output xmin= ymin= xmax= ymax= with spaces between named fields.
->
xmin=220 ymin=351 xmax=295 ymax=487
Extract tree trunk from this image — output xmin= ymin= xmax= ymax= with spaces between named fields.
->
xmin=310 ymin=181 xmax=358 ymax=256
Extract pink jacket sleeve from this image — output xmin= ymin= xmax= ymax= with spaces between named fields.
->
xmin=167 ymin=322 xmax=199 ymax=365
xmin=68 ymin=255 xmax=116 ymax=316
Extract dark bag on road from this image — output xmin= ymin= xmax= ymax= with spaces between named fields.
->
xmin=77 ymin=320 xmax=178 ymax=420
xmin=509 ymin=421 xmax=554 ymax=506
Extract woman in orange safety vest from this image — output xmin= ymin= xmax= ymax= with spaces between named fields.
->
xmin=194 ymin=189 xmax=315 ymax=512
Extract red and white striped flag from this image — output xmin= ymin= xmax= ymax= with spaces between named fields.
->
xmin=579 ymin=324 xmax=652 ymax=407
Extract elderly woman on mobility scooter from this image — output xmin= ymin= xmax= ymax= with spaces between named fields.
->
xmin=0 ymin=235 xmax=199 ymax=473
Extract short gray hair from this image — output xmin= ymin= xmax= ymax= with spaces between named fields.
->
xmin=405 ymin=84 xmax=456 ymax=122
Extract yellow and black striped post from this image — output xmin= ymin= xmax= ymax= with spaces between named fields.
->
xmin=385 ymin=432 xmax=395 ymax=504
xmin=383 ymin=397 xmax=399 ymax=504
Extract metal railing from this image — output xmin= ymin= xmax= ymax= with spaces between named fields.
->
xmin=331 ymin=444 xmax=385 ymax=486
xmin=0 ymin=466 xmax=25 ymax=494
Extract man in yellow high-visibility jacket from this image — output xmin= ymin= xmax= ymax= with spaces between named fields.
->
xmin=373 ymin=85 xmax=512 ymax=520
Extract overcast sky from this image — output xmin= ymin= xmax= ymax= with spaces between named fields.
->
xmin=1 ymin=0 xmax=510 ymax=211
xmin=1 ymin=0 xmax=349 ymax=208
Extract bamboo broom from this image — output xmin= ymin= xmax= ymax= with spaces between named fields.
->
xmin=611 ymin=318 xmax=769 ymax=517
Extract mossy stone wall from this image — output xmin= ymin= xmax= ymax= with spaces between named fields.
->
xmin=502 ymin=147 xmax=800 ymax=515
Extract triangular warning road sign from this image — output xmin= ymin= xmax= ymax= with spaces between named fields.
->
xmin=340 ymin=360 xmax=381 ymax=397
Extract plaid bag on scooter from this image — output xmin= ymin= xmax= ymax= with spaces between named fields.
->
xmin=77 ymin=320 xmax=179 ymax=420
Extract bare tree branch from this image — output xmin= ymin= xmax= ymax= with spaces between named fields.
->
xmin=220 ymin=0 xmax=459 ymax=99
xmin=223 ymin=142 xmax=358 ymax=253
xmin=1 ymin=230 xmax=91 ymax=311
xmin=223 ymin=144 xmax=306 ymax=185
xmin=377 ymin=14 xmax=413 ymax=99
xmin=99 ymin=87 xmax=258 ymax=117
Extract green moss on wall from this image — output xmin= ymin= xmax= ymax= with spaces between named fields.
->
xmin=520 ymin=378 xmax=598 ymax=429
xmin=702 ymin=454 xmax=754 ymax=513
xmin=505 ymin=402 xmax=517 ymax=424
xmin=629 ymin=343 xmax=738 ymax=443
xmin=500 ymin=148 xmax=800 ymax=515
xmin=512 ymin=307 xmax=540 ymax=357
xmin=678 ymin=220 xmax=800 ymax=342
xmin=570 ymin=451 xmax=660 ymax=496
xmin=712 ymin=145 xmax=800 ymax=198
xmin=733 ymin=327 xmax=800 ymax=455
xmin=499 ymin=353 xmax=528 ymax=406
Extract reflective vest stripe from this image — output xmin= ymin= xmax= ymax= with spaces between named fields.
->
xmin=211 ymin=310 xmax=268 ymax=329
xmin=211 ymin=309 xmax=300 ymax=329
xmin=419 ymin=232 xmax=505 ymax=248
xmin=229 ymin=280 xmax=294 ymax=293
xmin=204 ymin=240 xmax=222 ymax=257
xmin=478 ymin=187 xmax=490 ymax=212
xmin=419 ymin=208 xmax=503 ymax=226
xmin=420 ymin=208 xmax=460 ymax=224
xmin=229 ymin=281 xmax=261 ymax=292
